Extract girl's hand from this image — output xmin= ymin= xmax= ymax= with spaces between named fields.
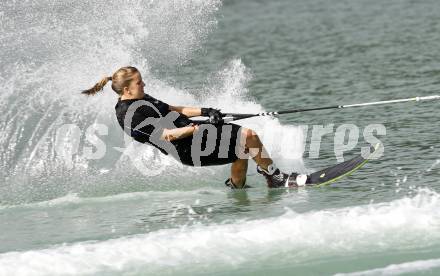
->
xmin=192 ymin=124 xmax=199 ymax=133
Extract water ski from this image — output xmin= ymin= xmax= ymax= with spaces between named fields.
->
xmin=306 ymin=143 xmax=380 ymax=187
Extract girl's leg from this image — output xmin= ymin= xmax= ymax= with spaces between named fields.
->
xmin=230 ymin=127 xmax=306 ymax=188
xmin=241 ymin=128 xmax=273 ymax=170
xmin=228 ymin=128 xmax=273 ymax=188
xmin=230 ymin=158 xmax=248 ymax=188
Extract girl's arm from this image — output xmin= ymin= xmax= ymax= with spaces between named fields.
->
xmin=160 ymin=125 xmax=199 ymax=142
xmin=169 ymin=106 xmax=202 ymax=118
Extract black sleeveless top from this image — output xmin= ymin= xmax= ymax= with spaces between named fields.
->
xmin=114 ymin=94 xmax=192 ymax=154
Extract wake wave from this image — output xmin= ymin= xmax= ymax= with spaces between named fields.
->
xmin=0 ymin=188 xmax=224 ymax=211
xmin=1 ymin=188 xmax=439 ymax=275
xmin=335 ymin=258 xmax=440 ymax=276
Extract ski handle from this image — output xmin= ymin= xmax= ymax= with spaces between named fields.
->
xmin=192 ymin=95 xmax=440 ymax=124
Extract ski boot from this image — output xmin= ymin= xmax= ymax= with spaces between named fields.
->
xmin=257 ymin=164 xmax=308 ymax=188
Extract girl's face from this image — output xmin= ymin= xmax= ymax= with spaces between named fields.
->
xmin=124 ymin=72 xmax=145 ymax=98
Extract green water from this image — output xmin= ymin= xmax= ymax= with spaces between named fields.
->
xmin=0 ymin=0 xmax=440 ymax=275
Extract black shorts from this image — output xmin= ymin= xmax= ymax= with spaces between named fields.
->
xmin=170 ymin=123 xmax=243 ymax=166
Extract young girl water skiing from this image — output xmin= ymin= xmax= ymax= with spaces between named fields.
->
xmin=82 ymin=66 xmax=307 ymax=188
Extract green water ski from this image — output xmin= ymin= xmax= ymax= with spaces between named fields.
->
xmin=307 ymin=143 xmax=380 ymax=187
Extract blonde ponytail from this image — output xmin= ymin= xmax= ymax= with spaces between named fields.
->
xmin=82 ymin=67 xmax=139 ymax=96
xmin=81 ymin=76 xmax=112 ymax=95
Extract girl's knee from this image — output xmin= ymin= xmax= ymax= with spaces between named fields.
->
xmin=242 ymin=127 xmax=258 ymax=141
